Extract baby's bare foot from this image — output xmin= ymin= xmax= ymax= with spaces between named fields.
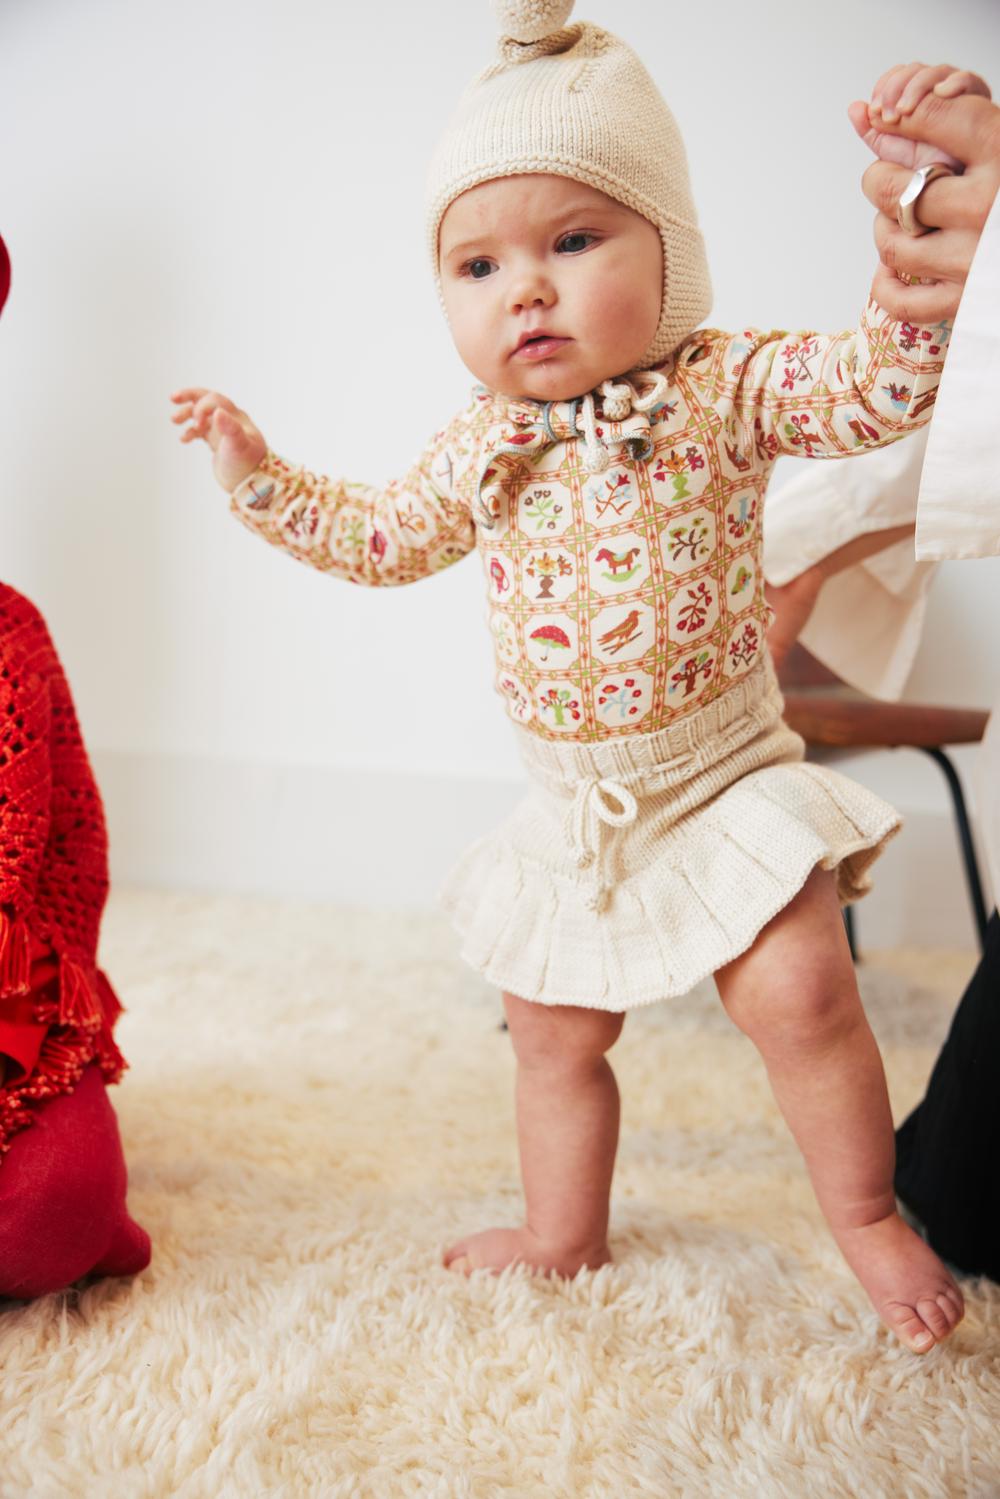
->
xmin=836 ymin=1210 xmax=964 ymax=1353
xmin=444 ymin=1226 xmax=610 ymax=1278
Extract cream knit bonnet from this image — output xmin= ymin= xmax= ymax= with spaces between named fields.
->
xmin=426 ymin=0 xmax=712 ymax=371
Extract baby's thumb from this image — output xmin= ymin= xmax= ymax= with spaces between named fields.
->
xmin=213 ymin=407 xmax=244 ymax=443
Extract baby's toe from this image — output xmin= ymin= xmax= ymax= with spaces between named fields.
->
xmin=883 ymin=1302 xmax=937 ymax=1354
xmin=915 ymin=1295 xmax=954 ymax=1341
xmin=942 ymin=1283 xmax=965 ymax=1315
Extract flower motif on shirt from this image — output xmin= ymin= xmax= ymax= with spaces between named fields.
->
xmin=522 ymin=486 xmax=564 ymax=532
xmin=752 ymin=416 xmax=779 ymax=463
xmin=586 ymin=470 xmax=635 ymax=525
xmin=525 ymin=550 xmax=573 ymax=601
xmin=284 ymin=499 xmax=320 ymax=545
xmin=783 ymin=413 xmax=823 ymax=453
xmin=727 ymin=621 xmax=760 ymax=672
xmin=667 ymin=516 xmax=710 ymax=565
xmin=669 ymin=652 xmax=713 ymax=698
xmin=675 ymin=580 xmax=714 ymax=635
xmin=780 ymin=337 xmax=820 ymax=391
xmin=538 ymin=686 xmax=581 ymax=729
xmin=594 ymin=668 xmax=651 ymax=727
xmin=340 ymin=514 xmax=365 ymax=551
xmin=490 ymin=611 xmax=518 ymax=664
xmin=725 ymin=493 xmax=757 ymax=541
xmin=597 ymin=677 xmax=642 ymax=719
xmin=652 ymin=445 xmax=705 ymax=503
xmin=498 ymin=672 xmax=533 ymax=724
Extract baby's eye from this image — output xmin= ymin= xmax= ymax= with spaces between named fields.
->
xmin=556 ymin=232 xmax=596 ymax=254
xmin=465 ymin=258 xmax=497 ymax=280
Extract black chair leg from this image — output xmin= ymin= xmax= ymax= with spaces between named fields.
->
xmin=921 ymin=746 xmax=990 ymax=952
xmin=844 ymin=903 xmax=858 ymax=962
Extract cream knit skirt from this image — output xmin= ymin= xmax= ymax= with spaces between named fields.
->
xmin=440 ymin=660 xmax=900 ymax=1010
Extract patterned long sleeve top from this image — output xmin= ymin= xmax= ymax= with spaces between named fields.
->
xmin=232 ymin=300 xmax=948 ymax=743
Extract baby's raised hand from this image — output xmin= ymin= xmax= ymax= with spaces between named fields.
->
xmin=849 ymin=63 xmax=992 ymax=171
xmin=171 ymin=388 xmax=268 ymax=493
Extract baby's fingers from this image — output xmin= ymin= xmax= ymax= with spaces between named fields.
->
xmin=871 ymin=62 xmax=925 ymax=118
xmin=886 ymin=64 xmax=957 ymax=120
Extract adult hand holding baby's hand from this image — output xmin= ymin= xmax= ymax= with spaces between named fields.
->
xmin=848 ymin=62 xmax=991 ymax=171
xmin=171 ymin=388 xmax=268 ymax=493
xmin=849 ymin=62 xmax=1000 ymax=322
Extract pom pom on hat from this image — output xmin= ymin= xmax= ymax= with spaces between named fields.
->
xmin=493 ymin=0 xmax=574 ymax=44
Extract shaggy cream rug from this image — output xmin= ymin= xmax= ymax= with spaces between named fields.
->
xmin=1 ymin=890 xmax=998 ymax=1499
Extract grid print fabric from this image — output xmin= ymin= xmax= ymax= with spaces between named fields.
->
xmin=232 ymin=301 xmax=947 ymax=744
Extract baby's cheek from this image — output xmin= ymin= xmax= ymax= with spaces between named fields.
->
xmin=599 ymin=277 xmax=661 ymax=360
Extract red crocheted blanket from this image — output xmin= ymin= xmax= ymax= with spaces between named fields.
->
xmin=0 ymin=583 xmax=124 ymax=1156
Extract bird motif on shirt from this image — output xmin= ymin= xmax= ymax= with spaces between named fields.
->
xmin=596 ymin=610 xmax=642 ymax=656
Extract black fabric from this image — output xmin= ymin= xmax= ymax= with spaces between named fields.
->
xmin=895 ymin=911 xmax=1000 ymax=1282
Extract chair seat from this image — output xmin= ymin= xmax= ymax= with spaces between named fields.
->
xmin=782 ymin=688 xmax=990 ymax=750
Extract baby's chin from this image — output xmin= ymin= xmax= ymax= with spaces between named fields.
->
xmin=480 ymin=359 xmax=631 ymax=404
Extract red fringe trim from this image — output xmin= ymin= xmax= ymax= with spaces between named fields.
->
xmin=58 ymin=958 xmax=103 ymax=1031
xmin=0 ymin=908 xmax=31 ymax=998
xmin=0 ymin=961 xmax=126 ymax=1160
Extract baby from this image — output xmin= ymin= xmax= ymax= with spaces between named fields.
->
xmin=174 ymin=9 xmax=978 ymax=1353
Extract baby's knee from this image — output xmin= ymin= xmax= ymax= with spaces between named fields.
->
xmin=503 ymin=993 xmax=625 ymax=1072
xmin=721 ymin=972 xmax=861 ymax=1054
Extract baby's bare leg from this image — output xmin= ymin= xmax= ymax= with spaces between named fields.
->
xmin=716 ymin=867 xmax=964 ymax=1353
xmin=445 ymin=995 xmax=624 ymax=1276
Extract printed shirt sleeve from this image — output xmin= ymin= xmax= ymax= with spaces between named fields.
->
xmin=725 ymin=299 xmax=949 ymax=463
xmin=230 ymin=398 xmax=479 ymax=586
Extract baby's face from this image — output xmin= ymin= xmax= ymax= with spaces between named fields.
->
xmin=439 ymin=175 xmax=662 ymax=401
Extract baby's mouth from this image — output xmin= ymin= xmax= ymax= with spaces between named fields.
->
xmin=511 ymin=331 xmax=572 ymax=361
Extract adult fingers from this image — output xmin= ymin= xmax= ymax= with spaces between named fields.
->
xmin=170 ymin=387 xmax=207 ymax=404
xmin=870 ymin=262 xmax=962 ymax=323
xmin=874 ymin=212 xmax=979 ymax=285
xmin=862 ymin=158 xmax=981 ymax=230
xmin=934 ymin=69 xmax=992 ymax=102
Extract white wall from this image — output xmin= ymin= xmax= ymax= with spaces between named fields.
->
xmin=1 ymin=0 xmax=998 ymax=945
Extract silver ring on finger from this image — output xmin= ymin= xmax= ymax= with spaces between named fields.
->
xmin=897 ymin=162 xmax=955 ymax=236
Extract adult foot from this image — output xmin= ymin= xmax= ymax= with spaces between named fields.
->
xmin=836 ymin=1209 xmax=964 ymax=1353
xmin=444 ymin=1225 xmax=610 ymax=1278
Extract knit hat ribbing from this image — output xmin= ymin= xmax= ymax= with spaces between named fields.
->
xmin=426 ymin=2 xmax=712 ymax=370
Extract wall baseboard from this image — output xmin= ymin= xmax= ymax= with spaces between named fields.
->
xmin=92 ymin=750 xmax=990 ymax=953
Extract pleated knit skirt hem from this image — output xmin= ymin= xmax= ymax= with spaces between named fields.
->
xmin=440 ymin=660 xmax=900 ymax=1010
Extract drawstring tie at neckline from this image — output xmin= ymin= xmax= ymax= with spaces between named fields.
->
xmin=567 ymin=776 xmax=639 ymax=911
xmin=577 ymin=370 xmax=668 ymax=475
xmin=476 ymin=369 xmax=669 ymax=526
